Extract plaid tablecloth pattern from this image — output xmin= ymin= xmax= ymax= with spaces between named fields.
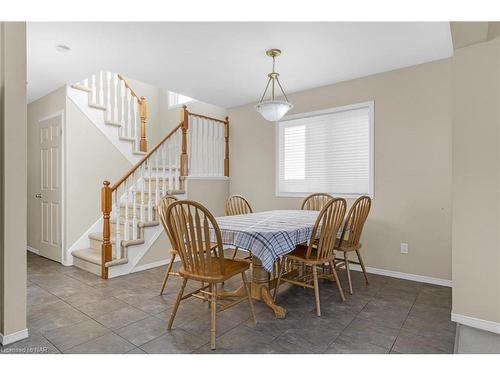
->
xmin=214 ymin=210 xmax=320 ymax=272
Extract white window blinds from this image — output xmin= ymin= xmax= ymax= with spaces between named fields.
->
xmin=277 ymin=102 xmax=374 ymax=197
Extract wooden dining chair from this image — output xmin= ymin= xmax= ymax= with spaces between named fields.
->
xmin=301 ymin=193 xmax=334 ymax=211
xmin=225 ymin=194 xmax=253 ymax=260
xmin=157 ymin=195 xmax=180 ymax=295
xmin=274 ymin=198 xmax=347 ymax=316
xmin=334 ymin=196 xmax=372 ymax=295
xmin=225 ymin=194 xmax=253 ymax=216
xmin=163 ymin=199 xmax=256 ymax=350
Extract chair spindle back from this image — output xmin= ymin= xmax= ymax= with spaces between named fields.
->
xmin=164 ymin=200 xmax=225 ymax=277
xmin=301 ymin=193 xmax=334 ymax=211
xmin=157 ymin=195 xmax=179 ymax=247
xmin=340 ymin=196 xmax=371 ymax=248
xmin=307 ymin=198 xmax=347 ymax=261
xmin=225 ymin=194 xmax=253 ymax=216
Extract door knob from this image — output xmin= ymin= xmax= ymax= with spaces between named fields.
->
xmin=35 ymin=193 xmax=42 ymax=199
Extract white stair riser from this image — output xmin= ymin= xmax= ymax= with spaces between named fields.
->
xmin=110 ymin=221 xmax=136 ymax=236
xmin=118 ymin=206 xmax=156 ymax=220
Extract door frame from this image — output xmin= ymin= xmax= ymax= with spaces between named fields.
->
xmin=35 ymin=110 xmax=67 ymax=264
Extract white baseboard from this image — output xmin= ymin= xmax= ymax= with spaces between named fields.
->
xmin=0 ymin=329 xmax=29 ymax=345
xmin=452 ymin=313 xmax=500 ymax=335
xmin=26 ymin=246 xmax=40 ymax=255
xmin=348 ymin=264 xmax=452 ymax=287
xmin=132 ymin=258 xmax=173 ymax=273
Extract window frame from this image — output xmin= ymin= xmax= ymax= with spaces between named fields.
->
xmin=275 ymin=101 xmax=375 ymax=199
xmin=168 ymin=91 xmax=197 ymax=109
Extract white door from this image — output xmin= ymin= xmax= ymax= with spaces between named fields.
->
xmin=36 ymin=114 xmax=63 ymax=262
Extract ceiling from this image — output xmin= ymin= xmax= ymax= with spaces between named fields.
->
xmin=27 ymin=22 xmax=453 ymax=107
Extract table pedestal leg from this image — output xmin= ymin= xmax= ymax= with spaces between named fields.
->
xmin=251 ymin=258 xmax=286 ymax=319
xmin=217 ymin=258 xmax=287 ymax=318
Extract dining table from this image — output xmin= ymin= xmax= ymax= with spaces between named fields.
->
xmin=213 ymin=209 xmax=321 ymax=319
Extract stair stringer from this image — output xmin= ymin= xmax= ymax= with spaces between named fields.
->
xmin=66 ymin=85 xmax=143 ymax=165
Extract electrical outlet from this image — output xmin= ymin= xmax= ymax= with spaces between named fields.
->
xmin=400 ymin=243 xmax=409 ymax=254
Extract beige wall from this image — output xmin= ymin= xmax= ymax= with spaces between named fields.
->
xmin=27 ymin=86 xmax=66 ymax=252
xmin=228 ymin=58 xmax=453 ymax=281
xmin=452 ymin=37 xmax=500 ymax=323
xmin=186 ymin=178 xmax=230 ymax=217
xmin=0 ymin=22 xmax=27 ymax=338
xmin=64 ymin=99 xmax=132 ymax=248
xmin=125 ymin=77 xmax=227 ymax=146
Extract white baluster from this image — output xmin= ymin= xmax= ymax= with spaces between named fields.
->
xmin=114 ymin=188 xmax=121 ymax=259
xmin=91 ymin=74 xmax=96 ymax=104
xmin=219 ymin=124 xmax=224 ymax=176
xmin=204 ymin=119 xmax=209 ymax=176
xmin=83 ymin=78 xmax=89 ymax=88
xmin=168 ymin=138 xmax=173 ymax=191
xmin=120 ymin=80 xmax=126 ymax=133
xmin=175 ymin=131 xmax=181 ymax=189
xmin=210 ymin=121 xmax=216 ymax=176
xmin=123 ymin=178 xmax=130 ymax=241
xmin=132 ymin=99 xmax=138 ymax=149
xmin=106 ymin=72 xmax=112 ymax=122
xmin=155 ymin=150 xmax=160 ymax=205
xmin=140 ymin=164 xmax=145 ymax=223
xmin=162 ymin=144 xmax=167 ymax=195
xmin=98 ymin=71 xmax=104 ymax=107
xmin=147 ymin=159 xmax=153 ymax=221
xmin=131 ymin=171 xmax=138 ymax=240
xmin=126 ymin=88 xmax=132 ymax=138
xmin=191 ymin=117 xmax=197 ymax=175
xmin=113 ymin=74 xmax=119 ymax=124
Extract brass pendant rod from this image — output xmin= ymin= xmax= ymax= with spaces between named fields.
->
xmin=259 ymin=77 xmax=272 ymax=103
xmin=275 ymin=77 xmax=290 ymax=103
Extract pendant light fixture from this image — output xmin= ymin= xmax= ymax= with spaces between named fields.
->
xmin=255 ymin=49 xmax=293 ymax=122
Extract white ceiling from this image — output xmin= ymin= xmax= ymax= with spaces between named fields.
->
xmin=27 ymin=22 xmax=453 ymax=107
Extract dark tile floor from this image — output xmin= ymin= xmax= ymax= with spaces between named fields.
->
xmin=0 ymin=252 xmax=455 ymax=354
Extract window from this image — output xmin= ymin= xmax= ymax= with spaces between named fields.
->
xmin=168 ymin=91 xmax=196 ymax=108
xmin=276 ymin=102 xmax=374 ymax=198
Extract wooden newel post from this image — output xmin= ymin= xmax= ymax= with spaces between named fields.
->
xmin=139 ymin=96 xmax=148 ymax=152
xmin=101 ymin=181 xmax=112 ymax=279
xmin=224 ymin=116 xmax=229 ymax=177
xmin=180 ymin=105 xmax=189 ymax=176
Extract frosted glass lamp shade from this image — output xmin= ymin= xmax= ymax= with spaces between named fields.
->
xmin=255 ymin=100 xmax=293 ymax=122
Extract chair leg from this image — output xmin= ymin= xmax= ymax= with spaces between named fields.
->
xmin=344 ymin=251 xmax=353 ymax=295
xmin=330 ymin=262 xmax=346 ymax=302
xmin=159 ymin=252 xmax=176 ymax=295
xmin=356 ymin=250 xmax=369 ymax=285
xmin=231 ymin=246 xmax=239 ymax=259
xmin=210 ymin=283 xmax=217 ymax=350
xmin=242 ymin=272 xmax=257 ymax=323
xmin=312 ymin=265 xmax=321 ymax=317
xmin=273 ymin=258 xmax=284 ymax=301
xmin=168 ymin=277 xmax=187 ymax=330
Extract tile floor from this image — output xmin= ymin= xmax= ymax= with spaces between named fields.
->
xmin=0 ymin=252 xmax=455 ymax=354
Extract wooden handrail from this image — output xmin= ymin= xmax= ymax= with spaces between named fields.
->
xmin=187 ymin=111 xmax=227 ymax=124
xmin=117 ymin=74 xmax=141 ymax=103
xmin=110 ymin=122 xmax=183 ymax=191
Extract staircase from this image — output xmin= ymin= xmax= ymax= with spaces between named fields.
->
xmin=68 ymin=71 xmax=229 ymax=279
xmin=69 ymin=72 xmax=147 ymax=164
